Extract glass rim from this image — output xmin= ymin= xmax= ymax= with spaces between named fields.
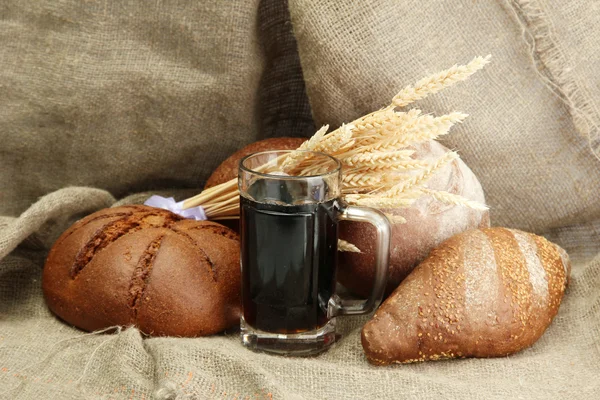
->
xmin=239 ymin=149 xmax=342 ymax=179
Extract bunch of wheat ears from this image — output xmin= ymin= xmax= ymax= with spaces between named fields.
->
xmin=182 ymin=56 xmax=490 ymax=252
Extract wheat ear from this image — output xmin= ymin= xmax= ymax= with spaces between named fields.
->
xmin=348 ymin=109 xmax=422 ymax=148
xmin=352 ymin=112 xmax=466 ymax=153
xmin=342 ymin=150 xmax=415 ymax=167
xmin=420 ymin=188 xmax=488 ymax=211
xmin=384 ymin=213 xmax=407 ymax=224
xmin=314 ymin=123 xmax=355 ymax=154
xmin=337 ymin=239 xmax=361 ymax=253
xmin=392 ymin=55 xmax=491 ymax=108
xmin=344 ymin=159 xmax=430 ymax=174
xmin=402 ymin=112 xmax=468 ymax=144
xmin=342 ymin=172 xmax=382 ymax=187
xmin=384 ymin=151 xmax=459 ymax=197
xmin=282 ymin=125 xmax=329 ymax=170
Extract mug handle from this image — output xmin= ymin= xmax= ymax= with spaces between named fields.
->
xmin=328 ymin=203 xmax=391 ymax=317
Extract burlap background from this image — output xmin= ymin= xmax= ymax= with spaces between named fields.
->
xmin=1 ymin=0 xmax=599 ymax=398
xmin=0 ymin=0 xmax=266 ymax=217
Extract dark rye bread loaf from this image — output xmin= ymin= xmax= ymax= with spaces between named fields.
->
xmin=42 ymin=205 xmax=241 ymax=337
xmin=204 ymin=137 xmax=306 ymax=189
xmin=361 ymin=228 xmax=570 ymax=365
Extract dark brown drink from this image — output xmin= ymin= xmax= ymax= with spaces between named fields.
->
xmin=240 ymin=182 xmax=338 ymax=334
xmin=239 ymin=150 xmax=390 ymax=356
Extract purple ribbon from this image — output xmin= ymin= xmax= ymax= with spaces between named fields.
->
xmin=144 ymin=195 xmax=207 ymax=220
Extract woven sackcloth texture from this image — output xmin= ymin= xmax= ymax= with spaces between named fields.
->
xmin=0 ymin=0 xmax=267 ymax=217
xmin=1 ymin=0 xmax=600 ymax=398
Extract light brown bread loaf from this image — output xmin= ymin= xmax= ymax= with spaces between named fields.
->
xmin=361 ymin=227 xmax=570 ymax=365
xmin=204 ymin=137 xmax=306 ymax=189
xmin=43 ymin=205 xmax=241 ymax=337
xmin=339 ymin=140 xmax=489 ymax=297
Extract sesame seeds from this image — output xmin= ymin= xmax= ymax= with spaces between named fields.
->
xmin=363 ymin=228 xmax=569 ymax=365
xmin=484 ymin=228 xmax=532 ymax=334
xmin=510 ymin=229 xmax=549 ymax=306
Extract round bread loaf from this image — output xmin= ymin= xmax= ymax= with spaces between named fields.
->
xmin=204 ymin=137 xmax=306 ymax=189
xmin=362 ymin=227 xmax=571 ymax=365
xmin=42 ymin=205 xmax=241 ymax=337
xmin=338 ymin=140 xmax=490 ymax=297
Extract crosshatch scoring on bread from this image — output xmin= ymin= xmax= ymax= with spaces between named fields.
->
xmin=42 ymin=205 xmax=241 ymax=337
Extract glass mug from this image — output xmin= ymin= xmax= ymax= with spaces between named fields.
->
xmin=238 ymin=150 xmax=391 ymax=356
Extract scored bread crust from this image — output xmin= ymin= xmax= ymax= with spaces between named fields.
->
xmin=361 ymin=227 xmax=570 ymax=365
xmin=42 ymin=205 xmax=241 ymax=337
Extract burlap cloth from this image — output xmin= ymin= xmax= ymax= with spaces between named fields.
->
xmin=1 ymin=0 xmax=599 ymax=398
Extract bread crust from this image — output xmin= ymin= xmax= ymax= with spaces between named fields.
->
xmin=361 ymin=227 xmax=571 ymax=365
xmin=42 ymin=205 xmax=241 ymax=337
xmin=204 ymin=137 xmax=306 ymax=189
xmin=338 ymin=140 xmax=490 ymax=297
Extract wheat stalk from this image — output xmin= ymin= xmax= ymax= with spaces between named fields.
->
xmin=342 ymin=184 xmax=388 ymax=194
